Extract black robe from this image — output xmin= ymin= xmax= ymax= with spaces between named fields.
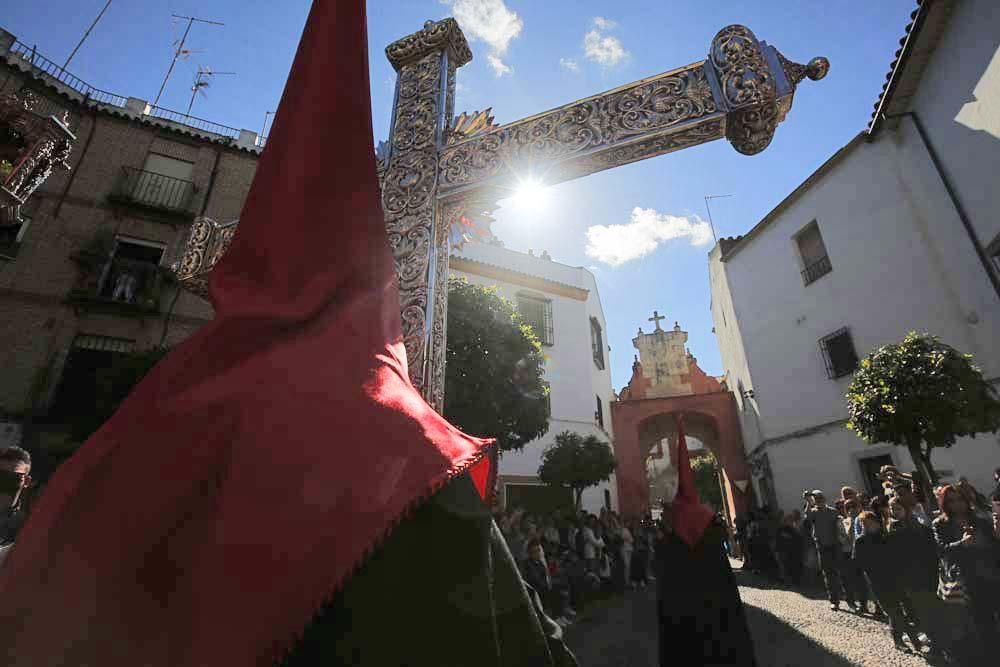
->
xmin=655 ymin=519 xmax=757 ymax=667
xmin=281 ymin=472 xmax=578 ymax=666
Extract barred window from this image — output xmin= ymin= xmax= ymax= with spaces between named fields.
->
xmin=595 ymin=394 xmax=604 ymax=429
xmin=795 ymin=221 xmax=832 ymax=285
xmin=590 ymin=317 xmax=605 ymax=370
xmin=517 ymin=294 xmax=554 ymax=346
xmin=819 ymin=328 xmax=859 ymax=379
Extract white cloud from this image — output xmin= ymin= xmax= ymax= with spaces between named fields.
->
xmin=559 ymin=57 xmax=580 ymax=72
xmin=584 ymin=29 xmax=628 ymax=66
xmin=585 ymin=207 xmax=713 ymax=267
xmin=446 ymin=0 xmax=523 ymax=77
xmin=486 ymin=54 xmax=512 ymax=76
xmin=592 ymin=16 xmax=616 ymax=30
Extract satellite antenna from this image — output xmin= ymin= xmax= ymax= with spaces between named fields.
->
xmin=185 ymin=65 xmax=236 ymax=116
xmin=153 ymin=14 xmax=224 ymax=108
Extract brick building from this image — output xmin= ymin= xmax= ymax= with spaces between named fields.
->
xmin=0 ymin=28 xmax=263 ymax=462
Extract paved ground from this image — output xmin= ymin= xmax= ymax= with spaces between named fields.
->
xmin=564 ymin=563 xmax=933 ymax=667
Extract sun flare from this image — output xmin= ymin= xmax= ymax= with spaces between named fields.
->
xmin=511 ymin=178 xmax=550 ymax=211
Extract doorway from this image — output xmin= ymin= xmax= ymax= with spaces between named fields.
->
xmin=858 ymin=454 xmax=894 ymax=496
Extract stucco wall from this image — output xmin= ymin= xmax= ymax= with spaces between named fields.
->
xmin=451 ymin=243 xmax=617 ymax=513
xmin=712 ymin=134 xmax=1000 ymax=447
xmin=909 ymin=0 xmax=1000 ymax=249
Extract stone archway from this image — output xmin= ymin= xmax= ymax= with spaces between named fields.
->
xmin=611 ymin=391 xmax=753 ymax=522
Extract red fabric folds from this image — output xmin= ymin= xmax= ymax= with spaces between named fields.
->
xmin=670 ymin=414 xmax=715 ymax=548
xmin=0 ymin=2 xmax=492 ymax=666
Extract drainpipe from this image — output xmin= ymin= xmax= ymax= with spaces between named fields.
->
xmin=884 ymin=111 xmax=1000 ymax=301
xmin=158 ymin=147 xmax=222 ymax=348
xmin=54 ymin=98 xmax=98 ymax=218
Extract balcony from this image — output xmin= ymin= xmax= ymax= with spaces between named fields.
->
xmin=108 ymin=167 xmax=196 ymax=219
xmin=67 ymin=257 xmax=167 ymax=317
xmin=801 ymin=254 xmax=832 ymax=285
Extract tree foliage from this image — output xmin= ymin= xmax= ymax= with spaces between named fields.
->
xmin=691 ymin=450 xmax=723 ymax=512
xmin=68 ymin=347 xmax=169 ymax=442
xmin=444 ymin=278 xmax=549 ymax=452
xmin=846 ymin=332 xmax=1000 ymax=497
xmin=538 ymin=431 xmax=617 ymax=508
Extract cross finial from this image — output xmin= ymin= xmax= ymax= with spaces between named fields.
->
xmin=648 ymin=310 xmax=666 ymax=331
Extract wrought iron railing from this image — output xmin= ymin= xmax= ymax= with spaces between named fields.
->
xmin=145 ymin=105 xmax=241 ymax=140
xmin=255 ymin=134 xmax=268 ymax=148
xmin=9 ymin=40 xmax=128 ymax=108
xmin=801 ymin=254 xmax=832 ymax=285
xmin=110 ymin=167 xmax=195 ymax=214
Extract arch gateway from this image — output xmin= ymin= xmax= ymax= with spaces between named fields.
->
xmin=611 ymin=316 xmax=752 ymax=522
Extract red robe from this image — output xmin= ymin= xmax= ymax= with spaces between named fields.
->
xmin=0 ymin=3 xmax=566 ymax=666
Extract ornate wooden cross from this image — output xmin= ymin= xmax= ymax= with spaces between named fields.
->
xmin=648 ymin=311 xmax=666 ymax=331
xmin=173 ymin=19 xmax=828 ymax=412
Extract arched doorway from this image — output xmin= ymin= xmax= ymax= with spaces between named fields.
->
xmin=610 ymin=392 xmax=752 ymax=523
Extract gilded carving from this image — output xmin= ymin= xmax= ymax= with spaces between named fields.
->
xmin=385 ymin=18 xmax=472 ymax=71
xmin=438 ymin=65 xmax=717 ymax=190
xmin=708 ymin=25 xmax=775 ymax=110
xmin=171 ymin=217 xmax=239 ymax=299
xmin=726 ymin=101 xmax=779 ymax=156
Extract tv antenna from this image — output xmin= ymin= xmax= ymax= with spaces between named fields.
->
xmin=153 ymin=14 xmax=224 ymax=108
xmin=63 ymin=0 xmax=114 ymax=72
xmin=260 ymin=110 xmax=275 ymax=140
xmin=186 ymin=65 xmax=236 ymax=116
xmin=703 ymin=194 xmax=734 ymax=243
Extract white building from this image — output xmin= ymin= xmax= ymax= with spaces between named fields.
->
xmin=450 ymin=242 xmax=617 ymax=514
xmin=708 ymin=0 xmax=1000 ymax=513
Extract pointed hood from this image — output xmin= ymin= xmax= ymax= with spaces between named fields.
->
xmin=669 ymin=414 xmax=716 ymax=548
xmin=0 ymin=3 xmax=493 ymax=666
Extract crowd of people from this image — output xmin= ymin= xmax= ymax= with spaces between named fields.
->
xmin=737 ymin=465 xmax=1000 ymax=663
xmin=496 ymin=506 xmax=663 ymax=628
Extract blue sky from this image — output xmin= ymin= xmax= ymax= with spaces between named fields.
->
xmin=5 ymin=1 xmax=916 ymax=391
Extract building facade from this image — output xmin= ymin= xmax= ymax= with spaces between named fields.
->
xmin=450 ymin=242 xmax=617 ymax=514
xmin=708 ymin=0 xmax=1000 ymax=513
xmin=0 ymin=28 xmax=264 ymax=469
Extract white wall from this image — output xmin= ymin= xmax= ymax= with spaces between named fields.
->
xmin=451 ymin=242 xmax=618 ymax=514
xmin=710 ymin=126 xmax=1000 ymax=511
xmin=908 ymin=0 xmax=1000 ymax=249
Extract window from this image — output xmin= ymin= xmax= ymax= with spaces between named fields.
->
xmin=595 ymin=394 xmax=604 ymax=429
xmin=143 ymin=153 xmax=195 ymax=181
xmin=795 ymin=221 xmax=832 ymax=285
xmin=819 ymin=327 xmax=859 ymax=379
xmin=49 ymin=335 xmax=136 ymax=421
xmin=516 ymin=293 xmax=554 ymax=346
xmin=98 ymin=238 xmax=165 ymax=305
xmin=590 ymin=317 xmax=605 ymax=370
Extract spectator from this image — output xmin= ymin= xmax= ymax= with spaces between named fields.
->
xmin=621 ymin=519 xmax=635 ymax=589
xmin=581 ymin=515 xmax=605 ymax=574
xmin=523 ymin=539 xmax=574 ymax=628
xmin=0 ymin=446 xmax=32 ymax=568
xmin=774 ymin=511 xmax=805 ymax=587
xmin=506 ymin=509 xmax=529 ymax=566
xmin=870 ymin=495 xmax=891 ymax=529
xmin=891 ymin=480 xmax=930 ymax=526
xmin=854 ymin=511 xmax=927 ymax=653
xmin=841 ymin=499 xmax=870 ymax=614
xmin=887 ymin=497 xmax=959 ymax=660
xmin=803 ymin=490 xmax=857 ymax=611
xmin=841 ymin=486 xmax=858 ymax=503
xmin=631 ymin=520 xmax=651 ymax=589
xmin=933 ymin=484 xmax=1000 ymax=649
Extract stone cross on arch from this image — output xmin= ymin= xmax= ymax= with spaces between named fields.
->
xmin=172 ymin=18 xmax=828 ymax=412
xmin=648 ymin=310 xmax=667 ymax=331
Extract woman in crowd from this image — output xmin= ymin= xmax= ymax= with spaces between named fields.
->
xmin=840 ymin=499 xmax=869 ymax=614
xmin=774 ymin=511 xmax=805 ymax=587
xmin=854 ymin=511 xmax=928 ymax=653
xmin=933 ymin=484 xmax=1000 ymax=650
xmin=621 ymin=518 xmax=635 ymax=589
xmin=581 ymin=515 xmax=605 ymax=574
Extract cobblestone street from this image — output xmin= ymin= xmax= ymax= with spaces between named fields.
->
xmin=564 ymin=564 xmax=933 ymax=667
